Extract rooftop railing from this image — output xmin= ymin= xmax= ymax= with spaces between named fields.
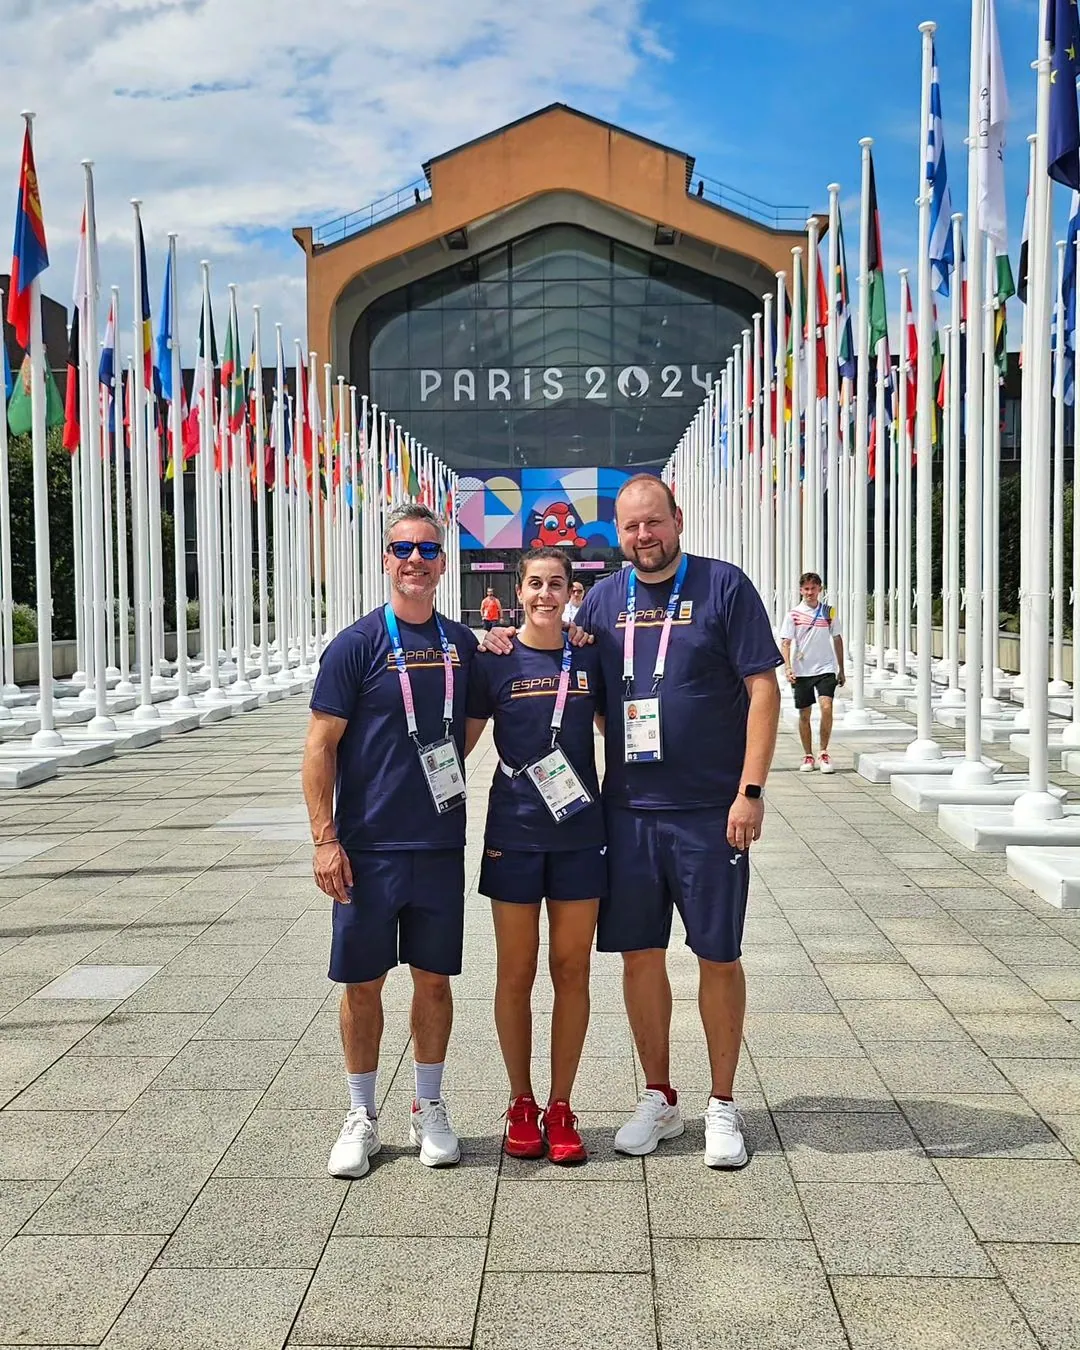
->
xmin=310 ymin=170 xmax=810 ymax=250
xmin=312 ymin=178 xmax=430 ymax=248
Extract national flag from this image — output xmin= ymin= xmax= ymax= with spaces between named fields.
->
xmin=814 ymin=248 xmax=829 ymax=399
xmin=156 ymin=248 xmax=174 ymax=404
xmin=927 ymin=41 xmax=954 ymax=296
xmin=221 ymin=306 xmax=244 ymax=434
xmin=978 ymin=0 xmax=1009 ymax=251
xmin=1063 ymin=193 xmax=1079 ymax=403
xmin=7 ymin=125 xmax=49 ymax=350
xmin=836 ymin=207 xmax=856 ymax=381
xmin=62 ymin=307 xmax=80 ymax=453
xmin=185 ymin=297 xmax=217 ymax=458
xmin=1017 ymin=186 xmax=1030 ymax=305
xmin=135 ymin=215 xmax=154 ymax=389
xmin=99 ymin=293 xmax=116 ymax=398
xmin=308 ymin=369 xmax=322 ymax=495
xmin=868 ymin=415 xmax=877 ymax=482
xmin=993 ymin=252 xmax=1015 ymax=377
xmin=7 ymin=353 xmax=64 ymax=436
xmin=904 ymin=285 xmax=918 ymax=432
xmin=866 ymin=152 xmax=889 ymax=354
xmin=1048 ymin=0 xmax=1080 ymax=190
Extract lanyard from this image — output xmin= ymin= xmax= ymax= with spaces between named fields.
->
xmin=383 ymin=604 xmax=455 ymax=742
xmin=548 ymin=637 xmax=574 ymax=747
xmin=622 ymin=553 xmax=689 ymax=691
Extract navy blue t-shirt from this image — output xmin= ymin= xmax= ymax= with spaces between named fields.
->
xmin=577 ymin=554 xmax=781 ymax=810
xmin=467 ymin=640 xmax=606 ymax=851
xmin=310 ymin=608 xmax=478 ymax=851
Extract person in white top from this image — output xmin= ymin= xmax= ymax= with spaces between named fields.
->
xmin=778 ymin=572 xmax=845 ymax=774
xmin=561 ymin=580 xmax=585 ymax=626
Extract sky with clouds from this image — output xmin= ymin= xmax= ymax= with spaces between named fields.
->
xmin=0 ymin=0 xmax=1053 ymax=363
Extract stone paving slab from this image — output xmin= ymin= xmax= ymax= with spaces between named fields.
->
xmin=0 ymin=696 xmax=1078 ymax=1344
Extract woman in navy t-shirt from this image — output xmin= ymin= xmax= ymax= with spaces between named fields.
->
xmin=465 ymin=547 xmax=606 ymax=1165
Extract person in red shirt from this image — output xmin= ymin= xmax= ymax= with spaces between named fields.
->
xmin=480 ymin=589 xmax=503 ymax=631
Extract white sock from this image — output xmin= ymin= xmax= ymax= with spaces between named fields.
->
xmin=347 ymin=1070 xmax=377 ymax=1117
xmin=414 ymin=1060 xmax=445 ymax=1104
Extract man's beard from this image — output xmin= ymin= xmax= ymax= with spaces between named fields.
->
xmin=626 ymin=540 xmax=680 ymax=574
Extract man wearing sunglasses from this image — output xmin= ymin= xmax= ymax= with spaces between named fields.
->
xmin=303 ymin=503 xmax=479 ymax=1181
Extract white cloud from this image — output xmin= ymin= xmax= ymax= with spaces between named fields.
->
xmin=1 ymin=0 xmax=666 ymax=359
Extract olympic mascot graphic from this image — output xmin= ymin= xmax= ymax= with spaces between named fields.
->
xmin=529 ymin=501 xmax=587 ymax=548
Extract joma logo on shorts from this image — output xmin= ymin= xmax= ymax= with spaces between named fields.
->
xmin=486 ymin=848 xmax=503 ymax=858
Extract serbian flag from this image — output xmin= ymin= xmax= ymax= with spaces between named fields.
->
xmin=7 ymin=125 xmax=49 ymax=349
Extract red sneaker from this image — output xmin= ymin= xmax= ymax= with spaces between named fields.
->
xmin=543 ymin=1099 xmax=587 ymax=1165
xmin=504 ymin=1094 xmax=544 ymax=1159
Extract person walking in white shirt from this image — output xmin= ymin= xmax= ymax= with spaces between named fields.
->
xmin=778 ymin=572 xmax=845 ymax=774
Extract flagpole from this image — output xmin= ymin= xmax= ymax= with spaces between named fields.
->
xmin=322 ymin=364 xmax=335 ymax=642
xmin=309 ymin=352 xmax=323 ymax=658
xmin=1014 ymin=136 xmax=1038 ymax=713
xmin=70 ymin=428 xmax=86 ymax=689
xmin=888 ymin=379 xmax=899 ymax=664
xmin=296 ymin=342 xmax=313 ymax=674
xmin=825 ymin=185 xmax=841 ymax=604
xmin=166 ymin=234 xmax=193 ymax=710
xmin=1068 ymin=227 xmax=1080 ymax=742
xmin=1051 ymin=239 xmax=1069 ymax=692
xmin=982 ymin=244 xmax=1006 ymax=712
xmin=78 ymin=163 xmax=111 ymax=732
xmin=24 ymin=125 xmax=61 ymax=742
xmin=893 ymin=269 xmax=914 ymax=688
xmin=1014 ymin=1 xmax=1058 ymax=817
xmin=763 ymin=289 xmax=775 ymax=622
xmin=200 ymin=262 xmax=226 ymax=705
xmin=225 ymin=286 xmax=250 ymax=694
xmin=940 ymin=215 xmax=965 ymax=709
xmin=272 ymin=325 xmax=291 ymax=684
xmin=0 ymin=285 xmax=15 ymax=707
xmin=128 ymin=203 xmax=159 ymax=723
xmin=873 ymin=336 xmax=887 ymax=678
xmin=789 ymin=251 xmax=803 ymax=594
xmin=247 ymin=307 xmax=271 ymax=688
xmin=845 ymin=135 xmax=874 ymax=725
xmin=111 ymin=289 xmax=134 ymax=696
xmin=146 ymin=387 xmax=166 ymax=688
xmin=101 ymin=349 xmax=117 ymax=682
xmin=953 ymin=0 xmax=993 ymax=779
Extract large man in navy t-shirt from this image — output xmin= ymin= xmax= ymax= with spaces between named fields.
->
xmin=302 ymin=503 xmax=478 ymax=1180
xmin=577 ymin=475 xmax=781 ymax=1168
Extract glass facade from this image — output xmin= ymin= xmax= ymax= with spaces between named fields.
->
xmin=353 ymin=223 xmax=758 ymax=471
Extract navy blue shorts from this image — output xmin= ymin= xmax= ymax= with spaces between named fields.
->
xmin=329 ymin=849 xmax=465 ymax=985
xmin=600 ymin=806 xmax=748 ymax=963
xmin=479 ymin=844 xmax=608 ymax=905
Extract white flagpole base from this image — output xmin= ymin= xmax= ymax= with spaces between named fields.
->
xmin=1006 ymin=846 xmax=1080 ymax=909
xmin=938 ymin=800 xmax=1078 ymax=852
xmin=856 ymin=748 xmax=992 ymax=784
xmin=890 ymin=773 xmax=1061 ymax=814
xmin=132 ymin=702 xmax=161 ymax=723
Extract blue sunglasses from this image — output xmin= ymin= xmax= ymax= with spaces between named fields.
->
xmin=387 ymin=540 xmax=442 ymax=561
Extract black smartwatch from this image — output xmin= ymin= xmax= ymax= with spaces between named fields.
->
xmin=742 ymin=784 xmax=763 ymax=800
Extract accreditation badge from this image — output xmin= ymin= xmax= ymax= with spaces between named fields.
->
xmin=417 ymin=737 xmax=467 ymax=814
xmin=622 ymin=696 xmax=662 ymax=763
xmin=524 ymin=746 xmax=593 ymax=822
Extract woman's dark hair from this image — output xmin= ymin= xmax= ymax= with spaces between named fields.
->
xmin=517 ymin=546 xmax=573 ymax=587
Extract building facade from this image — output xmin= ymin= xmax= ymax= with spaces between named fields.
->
xmin=294 ymin=105 xmax=813 ymax=615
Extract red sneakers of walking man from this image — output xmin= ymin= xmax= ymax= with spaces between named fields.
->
xmin=779 ymin=572 xmax=845 ymax=774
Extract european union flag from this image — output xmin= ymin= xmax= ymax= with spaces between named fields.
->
xmin=1048 ymin=0 xmax=1080 ymax=189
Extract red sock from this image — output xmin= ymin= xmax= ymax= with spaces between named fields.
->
xmin=646 ymin=1082 xmax=677 ymax=1106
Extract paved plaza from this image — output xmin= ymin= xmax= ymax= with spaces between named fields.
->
xmin=0 ymin=695 xmax=1077 ymax=1348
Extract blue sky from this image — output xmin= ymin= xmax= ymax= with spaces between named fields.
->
xmin=0 ymin=0 xmax=1053 ymax=349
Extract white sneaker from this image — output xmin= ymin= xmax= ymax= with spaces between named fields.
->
xmin=327 ymin=1106 xmax=381 ymax=1179
xmin=704 ymin=1097 xmax=748 ymax=1169
xmin=799 ymin=755 xmax=816 ymax=772
xmin=613 ymin=1089 xmax=685 ymax=1156
xmin=410 ymin=1098 xmax=461 ymax=1167
xmin=818 ymin=752 xmax=836 ymax=775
